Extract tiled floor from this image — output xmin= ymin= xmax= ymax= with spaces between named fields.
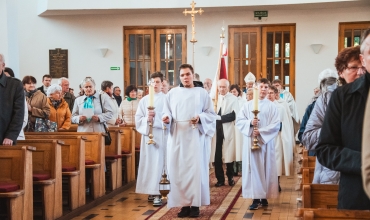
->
xmin=73 ymin=145 xmax=302 ymax=220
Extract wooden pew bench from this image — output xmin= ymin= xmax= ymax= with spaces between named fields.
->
xmin=18 ymin=139 xmax=63 ymax=220
xmin=105 ymin=127 xmax=123 ymax=191
xmin=121 ymin=126 xmax=135 ymax=183
xmin=302 ymin=184 xmax=339 ymax=208
xmin=25 ymin=134 xmax=86 ymax=210
xmin=296 ymin=208 xmax=370 ymax=220
xmin=0 ymin=146 xmax=34 ymax=220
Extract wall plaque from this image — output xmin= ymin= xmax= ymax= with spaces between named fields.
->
xmin=49 ymin=48 xmax=68 ymax=78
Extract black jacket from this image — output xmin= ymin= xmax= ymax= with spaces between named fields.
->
xmin=113 ymin=94 xmax=122 ymax=106
xmin=37 ymin=85 xmax=46 ymax=95
xmin=0 ymin=72 xmax=25 ymax=144
xmin=298 ymin=101 xmax=316 ymax=142
xmin=64 ymin=92 xmax=75 ymax=113
xmin=316 ymin=72 xmax=370 ymax=210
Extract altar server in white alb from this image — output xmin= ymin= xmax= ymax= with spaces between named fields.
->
xmin=267 ymin=85 xmax=294 ymax=192
xmin=135 ymin=72 xmax=167 ymax=207
xmin=236 ymin=78 xmax=280 ymax=210
xmin=162 ymin=64 xmax=216 ymax=218
xmin=213 ymin=79 xmax=239 ymax=187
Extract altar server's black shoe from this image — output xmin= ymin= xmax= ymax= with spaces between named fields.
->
xmin=189 ymin=206 xmax=200 ymax=218
xmin=177 ymin=206 xmax=190 ymax=218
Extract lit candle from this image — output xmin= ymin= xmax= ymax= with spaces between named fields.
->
xmin=253 ymin=86 xmax=259 ymax=111
xmin=148 ymin=85 xmax=154 ymax=107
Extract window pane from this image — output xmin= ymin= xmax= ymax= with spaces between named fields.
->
xmin=284 ymin=32 xmax=290 ymax=58
xmin=175 ymin=34 xmax=182 ymax=59
xmin=175 ymin=59 xmax=182 ymax=86
xmin=129 ymin=35 xmax=136 ymax=60
xmin=267 ymin=32 xmax=273 ymax=58
xmin=234 ymin=33 xmax=240 ymax=59
xmin=168 ymin=61 xmax=174 ymax=86
xmin=138 ymin=61 xmax=143 ymax=86
xmin=250 ymin=33 xmax=257 ymax=59
xmin=266 ymin=59 xmax=273 ymax=82
xmin=130 ymin=62 xmax=136 ymax=85
xmin=137 ymin=35 xmax=143 ymax=59
xmin=160 ymin=61 xmax=166 ymax=79
xmin=285 ymin=76 xmax=289 ymax=85
xmin=144 ymin=35 xmax=151 ymax=58
xmin=344 ymin=29 xmax=352 ymax=48
xmin=285 ymin=86 xmax=289 ymax=92
xmin=160 ymin=34 xmax=166 ymax=59
xmin=145 ymin=61 xmax=151 ymax=84
xmin=275 ymin=58 xmax=281 ymax=79
xmin=275 ymin=32 xmax=282 ymax=58
xmin=354 ymin=29 xmax=361 ymax=46
xmin=242 ymin=33 xmax=249 ymax=64
xmin=168 ymin=34 xmax=174 ymax=59
xmin=284 ymin=59 xmax=290 ymax=80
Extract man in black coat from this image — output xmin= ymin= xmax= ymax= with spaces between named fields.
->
xmin=37 ymin=74 xmax=52 ymax=95
xmin=316 ymin=29 xmax=370 ymax=210
xmin=0 ymin=66 xmax=25 ymax=145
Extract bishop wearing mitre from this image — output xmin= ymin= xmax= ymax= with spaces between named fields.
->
xmin=242 ymin=72 xmax=256 ymax=99
xmin=212 ymin=79 xmax=239 ymax=187
xmin=135 ymin=72 xmax=167 ymax=207
xmin=236 ymin=78 xmax=280 ymax=210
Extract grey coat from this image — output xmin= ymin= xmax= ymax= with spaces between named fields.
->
xmin=302 ymin=84 xmax=340 ymax=184
xmin=71 ymin=92 xmax=113 ymax=132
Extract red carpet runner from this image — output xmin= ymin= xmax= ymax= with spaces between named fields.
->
xmin=146 ymin=171 xmax=242 ymax=219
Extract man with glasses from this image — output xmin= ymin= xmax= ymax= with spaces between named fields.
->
xmin=316 ymin=30 xmax=369 ymax=210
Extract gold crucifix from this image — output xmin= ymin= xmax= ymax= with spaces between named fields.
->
xmin=183 ymin=0 xmax=204 ymax=43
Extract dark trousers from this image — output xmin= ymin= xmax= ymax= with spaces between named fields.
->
xmin=215 ymin=135 xmax=234 ymax=183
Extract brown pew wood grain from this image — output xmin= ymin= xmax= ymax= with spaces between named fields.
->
xmin=296 ymin=208 xmax=370 ymax=220
xmin=302 ymin=184 xmax=339 ymax=209
xmin=0 ymin=146 xmax=35 ymax=220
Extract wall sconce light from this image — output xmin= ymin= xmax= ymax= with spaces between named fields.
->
xmin=100 ymin=48 xmax=108 ymax=57
xmin=310 ymin=44 xmax=323 ymax=54
xmin=201 ymin=46 xmax=212 ymax=56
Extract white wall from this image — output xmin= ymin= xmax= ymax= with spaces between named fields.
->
xmin=5 ymin=0 xmax=370 ymax=118
xmin=0 ymin=0 xmax=8 ymax=68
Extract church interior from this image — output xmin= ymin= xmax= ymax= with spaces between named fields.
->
xmin=0 ymin=0 xmax=370 ymax=219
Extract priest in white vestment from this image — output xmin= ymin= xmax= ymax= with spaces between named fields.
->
xmin=162 ymin=64 xmax=216 ymax=218
xmin=230 ymin=84 xmax=246 ymax=175
xmin=212 ymin=79 xmax=239 ymax=187
xmin=267 ymin=85 xmax=294 ymax=191
xmin=236 ymin=78 xmax=280 ymax=210
xmin=135 ymin=72 xmax=167 ymax=206
xmin=272 ymin=79 xmax=300 ymax=125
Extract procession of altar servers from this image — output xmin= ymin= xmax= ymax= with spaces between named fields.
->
xmin=134 ymin=74 xmax=297 ymax=207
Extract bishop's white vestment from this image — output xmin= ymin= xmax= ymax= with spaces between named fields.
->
xmin=273 ymin=99 xmax=294 ymax=176
xmin=135 ymin=92 xmax=167 ymax=195
xmin=236 ymin=99 xmax=280 ymax=199
xmin=163 ymin=87 xmax=216 ymax=208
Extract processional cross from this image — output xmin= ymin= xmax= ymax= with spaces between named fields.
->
xmin=183 ymin=0 xmax=204 ymax=67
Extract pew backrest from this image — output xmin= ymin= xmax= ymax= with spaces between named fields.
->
xmin=302 ymin=184 xmax=339 ymax=209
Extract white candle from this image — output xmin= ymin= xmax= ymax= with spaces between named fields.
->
xmin=148 ymin=85 xmax=154 ymax=107
xmin=253 ymin=86 xmax=259 ymax=111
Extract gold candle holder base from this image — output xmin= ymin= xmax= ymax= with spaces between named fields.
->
xmin=147 ymin=106 xmax=156 ymax=145
xmin=251 ymin=110 xmax=260 ymax=150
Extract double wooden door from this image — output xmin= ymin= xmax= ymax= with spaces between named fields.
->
xmin=229 ymin=25 xmax=296 ymax=96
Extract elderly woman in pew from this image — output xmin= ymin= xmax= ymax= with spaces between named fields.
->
xmin=47 ymin=84 xmax=71 ymax=130
xmin=71 ymin=77 xmax=113 ymax=132
xmin=22 ymin=75 xmax=50 ymax=132
xmin=118 ymin=85 xmax=139 ymax=126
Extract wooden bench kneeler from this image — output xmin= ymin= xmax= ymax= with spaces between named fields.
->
xmin=0 ymin=146 xmax=34 ymax=220
xmin=302 ymin=184 xmax=339 ymax=208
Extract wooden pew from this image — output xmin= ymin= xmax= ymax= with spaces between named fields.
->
xmin=0 ymin=146 xmax=34 ymax=220
xmin=105 ymin=127 xmax=123 ymax=191
xmin=302 ymin=184 xmax=339 ymax=208
xmin=25 ymin=134 xmax=86 ymax=210
xmin=121 ymin=126 xmax=136 ymax=183
xmin=18 ymin=139 xmax=63 ymax=220
xmin=302 ymin=167 xmax=315 ymax=185
xmin=296 ymin=208 xmax=370 ymax=220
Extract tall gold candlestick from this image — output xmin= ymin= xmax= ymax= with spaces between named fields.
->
xmin=147 ymin=106 xmax=156 ymax=145
xmin=251 ymin=110 xmax=261 ymax=150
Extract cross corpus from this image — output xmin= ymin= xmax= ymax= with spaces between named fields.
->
xmin=183 ymin=0 xmax=204 ymax=43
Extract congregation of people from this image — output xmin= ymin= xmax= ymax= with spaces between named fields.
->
xmin=1 ymin=28 xmax=370 ymax=218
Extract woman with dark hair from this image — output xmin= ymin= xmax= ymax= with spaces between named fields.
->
xmin=4 ymin=67 xmax=15 ymax=77
xmin=22 ymin=75 xmax=50 ymax=131
xmin=119 ymin=85 xmax=139 ymax=126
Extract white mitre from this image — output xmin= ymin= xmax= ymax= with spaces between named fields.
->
xmin=318 ymin=68 xmax=338 ymax=84
xmin=244 ymin=72 xmax=256 ymax=84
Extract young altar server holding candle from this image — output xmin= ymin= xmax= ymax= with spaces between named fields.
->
xmin=135 ymin=72 xmax=167 ymax=207
xmin=236 ymin=78 xmax=280 ymax=210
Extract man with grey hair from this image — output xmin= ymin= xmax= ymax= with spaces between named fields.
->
xmin=58 ymin=77 xmax=75 ymax=112
xmin=0 ymin=53 xmax=25 ymax=145
xmin=203 ymin=78 xmax=212 ymax=94
xmin=213 ymin=79 xmax=239 ymax=187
